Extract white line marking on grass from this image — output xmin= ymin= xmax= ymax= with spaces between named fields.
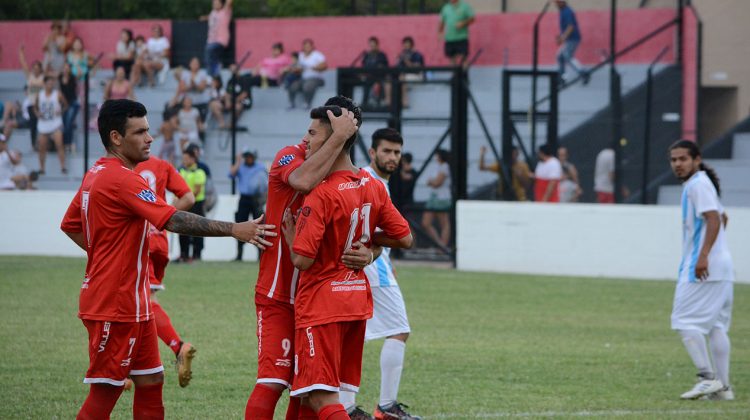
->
xmin=433 ymin=408 xmax=750 ymax=418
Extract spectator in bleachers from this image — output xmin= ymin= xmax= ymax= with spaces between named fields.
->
xmin=19 ymin=46 xmax=45 ymax=148
xmin=104 ymin=66 xmax=134 ymax=101
xmin=228 ymin=149 xmax=267 ymax=261
xmin=439 ymin=0 xmax=475 ymax=66
xmin=387 ymin=36 xmax=425 ymax=108
xmin=201 ymin=0 xmax=233 ymax=77
xmin=35 ymin=75 xmax=68 ymax=175
xmin=112 ymin=29 xmax=136 ymax=79
xmin=557 ymin=146 xmax=581 ymax=201
xmin=177 ymin=96 xmax=204 ymax=150
xmin=554 ymin=0 xmax=590 ymax=85
xmin=0 ymin=137 xmax=36 ymax=191
xmin=61 ymin=20 xmax=77 ymax=54
xmin=281 ymin=51 xmax=302 ymax=89
xmin=422 ymin=149 xmax=452 ymax=248
xmin=42 ymin=21 xmax=67 ymax=76
xmin=158 ymin=111 xmax=179 ymax=165
xmin=132 ymin=24 xmax=170 ymax=87
xmin=175 ymin=57 xmax=211 ymax=118
xmin=67 ymin=37 xmax=94 ymax=79
xmin=207 ymin=75 xmax=228 ymax=129
xmin=1 ymin=101 xmax=21 ymax=141
xmin=286 ymin=38 xmax=327 ymax=110
xmin=594 ymin=147 xmax=615 ymax=203
xmin=58 ymin=62 xmax=79 ymax=151
xmin=389 ymin=151 xmax=417 ymax=212
xmin=479 ymin=145 xmax=531 ymax=201
xmin=533 ymin=144 xmax=562 ymax=203
xmin=249 ymin=42 xmax=291 ymax=88
xmin=361 ymin=36 xmax=389 ymax=107
xmin=224 ymin=63 xmax=253 ymax=119
xmin=177 ymin=147 xmax=207 ymax=262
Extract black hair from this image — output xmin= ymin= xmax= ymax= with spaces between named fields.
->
xmin=135 ymin=35 xmax=145 ymax=43
xmin=538 ymin=143 xmax=556 ymax=157
xmin=669 ymin=139 xmax=721 ymax=196
xmin=212 ymin=74 xmax=223 ymax=89
xmin=183 ymin=148 xmax=198 ymax=160
xmin=185 ymin=143 xmax=201 ymax=155
xmin=272 ymin=42 xmax=284 ymax=52
xmin=371 ymin=127 xmax=403 ymax=150
xmin=402 ymin=152 xmax=413 ymax=164
xmin=402 ymin=36 xmax=414 ymax=46
xmin=43 ymin=75 xmax=55 ymax=83
xmin=97 ymin=99 xmax=147 ymax=151
xmin=122 ymin=28 xmax=133 ymax=44
xmin=310 ymin=96 xmax=362 ymax=151
xmin=436 ymin=149 xmax=450 ymax=163
xmin=369 ymin=36 xmax=379 ymax=44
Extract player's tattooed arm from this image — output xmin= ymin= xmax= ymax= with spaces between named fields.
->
xmin=165 ymin=211 xmax=277 ymax=249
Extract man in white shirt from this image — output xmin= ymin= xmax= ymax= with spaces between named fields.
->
xmin=533 ymin=144 xmax=562 ymax=202
xmin=668 ymin=140 xmax=735 ymax=401
xmin=594 ymin=147 xmax=615 ymax=203
xmin=287 ymin=39 xmax=327 ymax=110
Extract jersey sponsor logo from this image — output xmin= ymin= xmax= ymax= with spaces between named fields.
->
xmin=98 ymin=322 xmax=111 ymax=352
xmin=305 ymin=327 xmax=316 ymax=357
xmin=275 ymin=358 xmax=292 ymax=367
xmin=278 ymin=154 xmax=295 ymax=166
xmin=90 ymin=164 xmax=105 ymax=174
xmin=331 ymin=278 xmax=367 ymax=292
xmin=257 ymin=310 xmax=263 ymax=356
xmin=338 ymin=176 xmax=370 ymax=191
xmin=136 ymin=189 xmax=157 ymax=203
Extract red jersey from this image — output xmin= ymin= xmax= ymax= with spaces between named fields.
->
xmin=292 ymin=168 xmax=411 ymax=329
xmin=256 ymin=144 xmax=307 ymax=303
xmin=135 ymin=157 xmax=191 ymax=241
xmin=60 ymin=157 xmax=177 ymax=323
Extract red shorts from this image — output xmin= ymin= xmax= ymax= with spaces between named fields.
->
xmin=148 ymin=232 xmax=169 ymax=289
xmin=290 ymin=320 xmax=366 ymax=397
xmin=255 ymin=292 xmax=295 ymax=387
xmin=597 ymin=192 xmax=615 ymax=204
xmin=81 ymin=318 xmax=163 ymax=386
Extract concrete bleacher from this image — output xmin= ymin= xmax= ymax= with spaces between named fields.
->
xmin=1 ymin=63 xmax=659 ymax=199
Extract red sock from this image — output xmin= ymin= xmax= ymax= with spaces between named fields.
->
xmin=245 ymin=384 xmax=282 ymax=420
xmin=133 ymin=382 xmax=164 ymax=420
xmin=298 ymin=404 xmax=317 ymax=420
xmin=77 ymin=383 xmax=124 ymax=420
xmin=317 ymin=404 xmax=349 ymax=420
xmin=152 ymin=302 xmax=182 ymax=355
xmin=285 ymin=396 xmax=301 ymax=420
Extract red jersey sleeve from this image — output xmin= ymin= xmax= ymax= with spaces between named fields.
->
xmin=271 ymin=146 xmax=305 ymax=185
xmin=375 ymin=183 xmax=411 ymax=240
xmin=60 ymin=188 xmax=83 ymax=233
xmin=164 ymin=161 xmax=192 ymax=197
xmin=292 ymin=189 xmax=328 ymax=259
xmin=118 ymin=173 xmax=177 ymax=230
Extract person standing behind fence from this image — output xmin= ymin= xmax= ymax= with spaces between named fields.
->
xmin=554 ymin=0 xmax=590 ymax=85
xmin=438 ymin=0 xmax=475 ymax=66
xmin=229 ymin=149 xmax=268 ymax=261
xmin=178 ymin=148 xmax=207 ymax=262
xmin=594 ymin=147 xmax=615 ymax=203
xmin=533 ymin=144 xmax=562 ymax=203
xmin=202 ymin=0 xmax=233 ymax=77
xmin=422 ymin=149 xmax=452 ymax=248
xmin=59 ymin=62 xmax=79 ymax=151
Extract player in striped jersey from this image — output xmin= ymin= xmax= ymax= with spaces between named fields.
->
xmin=668 ymin=140 xmax=735 ymax=401
xmin=340 ymin=128 xmax=421 ymax=420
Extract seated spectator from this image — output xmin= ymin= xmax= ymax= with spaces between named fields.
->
xmin=360 ymin=36 xmax=389 ymax=107
xmin=1 ymin=101 xmax=22 ymax=141
xmin=58 ymin=62 xmax=79 ymax=150
xmin=104 ymin=66 xmax=134 ymax=101
xmin=158 ymin=111 xmax=179 ymax=165
xmin=250 ymin=42 xmax=292 ymax=88
xmin=281 ymin=52 xmax=302 ymax=89
xmin=223 ymin=63 xmax=253 ymax=120
xmin=112 ymin=29 xmax=136 ymax=79
xmin=479 ymin=145 xmax=531 ymax=201
xmin=171 ymin=57 xmax=210 ymax=118
xmin=533 ymin=144 xmax=562 ymax=203
xmin=287 ymin=39 xmax=326 ymax=110
xmin=0 ymin=142 xmax=37 ymax=191
xmin=388 ymin=36 xmax=426 ymax=108
xmin=132 ymin=24 xmax=170 ymax=87
xmin=67 ymin=37 xmax=94 ymax=79
xmin=207 ymin=75 xmax=227 ymax=129
xmin=42 ymin=21 xmax=66 ymax=76
xmin=177 ymin=96 xmax=204 ymax=150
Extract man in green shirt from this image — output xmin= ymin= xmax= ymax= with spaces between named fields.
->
xmin=438 ymin=0 xmax=475 ymax=65
xmin=178 ymin=149 xmax=208 ymax=262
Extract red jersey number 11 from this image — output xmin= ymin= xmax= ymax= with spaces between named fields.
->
xmin=344 ymin=203 xmax=372 ymax=252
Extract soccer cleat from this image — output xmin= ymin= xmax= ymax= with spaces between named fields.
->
xmin=348 ymin=406 xmax=374 ymax=420
xmin=680 ymin=378 xmax=723 ymax=400
xmin=374 ymin=402 xmax=422 ymax=420
xmin=706 ymin=386 xmax=735 ymax=401
xmin=175 ymin=342 xmax=196 ymax=388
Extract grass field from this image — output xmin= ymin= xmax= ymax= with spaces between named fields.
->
xmin=1 ymin=255 xmax=748 ymax=419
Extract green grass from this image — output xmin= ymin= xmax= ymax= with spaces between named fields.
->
xmin=0 ymin=256 xmax=748 ymax=419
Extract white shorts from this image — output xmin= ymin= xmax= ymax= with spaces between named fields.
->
xmin=38 ymin=117 xmax=63 ymax=135
xmin=365 ymin=286 xmax=410 ymax=341
xmin=671 ymin=280 xmax=733 ymax=334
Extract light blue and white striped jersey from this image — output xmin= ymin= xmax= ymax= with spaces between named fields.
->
xmin=362 ymin=165 xmax=399 ymax=288
xmin=678 ymin=171 xmax=734 ymax=283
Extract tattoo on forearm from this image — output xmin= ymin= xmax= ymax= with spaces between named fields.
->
xmin=165 ymin=211 xmax=233 ymax=237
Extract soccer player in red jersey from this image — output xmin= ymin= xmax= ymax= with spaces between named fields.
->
xmin=283 ymin=99 xmax=414 ymax=420
xmin=61 ymin=99 xmax=275 ymax=420
xmin=136 ymin=156 xmax=198 ymax=388
xmin=245 ymin=96 xmax=369 ymax=420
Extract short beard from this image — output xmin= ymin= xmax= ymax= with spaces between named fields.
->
xmin=375 ymin=159 xmax=396 ymax=175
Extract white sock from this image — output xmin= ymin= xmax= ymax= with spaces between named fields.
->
xmin=679 ymin=329 xmax=714 ymax=379
xmin=709 ymin=328 xmax=731 ymax=387
xmin=379 ymin=338 xmax=406 ymax=407
xmin=339 ymin=390 xmax=356 ymax=413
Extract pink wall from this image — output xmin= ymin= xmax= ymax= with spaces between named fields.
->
xmin=0 ymin=20 xmax=171 ymax=70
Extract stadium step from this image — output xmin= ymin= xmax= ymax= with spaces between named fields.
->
xmin=732 ymin=132 xmax=750 ymax=159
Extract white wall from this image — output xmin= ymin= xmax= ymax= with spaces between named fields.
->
xmin=457 ymin=201 xmax=750 ymax=283
xmin=0 ymin=191 xmax=258 ymax=262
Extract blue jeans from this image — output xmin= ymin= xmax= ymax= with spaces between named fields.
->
xmin=556 ymin=39 xmax=586 ymax=79
xmin=205 ymin=43 xmax=224 ymax=77
xmin=63 ymin=100 xmax=80 ymax=146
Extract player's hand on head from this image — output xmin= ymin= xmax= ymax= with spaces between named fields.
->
xmin=233 ymin=215 xmax=276 ymax=250
xmin=342 ymin=241 xmax=373 ymax=270
xmin=327 ymin=109 xmax=358 ymax=140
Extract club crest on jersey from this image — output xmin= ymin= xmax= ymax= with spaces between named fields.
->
xmin=136 ymin=189 xmax=157 ymax=203
xmin=278 ymin=154 xmax=295 ymax=166
xmin=301 ymin=206 xmax=311 ymax=217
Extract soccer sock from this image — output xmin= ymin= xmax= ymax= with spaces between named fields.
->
xmin=76 ymin=383 xmax=124 ymax=420
xmin=709 ymin=328 xmax=731 ymax=387
xmin=338 ymin=390 xmax=356 ymax=413
xmin=132 ymin=382 xmax=164 ymax=420
xmin=244 ymin=384 xmax=282 ymax=420
xmin=317 ymin=404 xmax=349 ymax=420
xmin=152 ymin=302 xmax=182 ymax=355
xmin=679 ymin=329 xmax=714 ymax=379
xmin=284 ymin=396 xmax=301 ymax=420
xmin=379 ymin=338 xmax=406 ymax=407
xmin=298 ymin=403 xmax=318 ymax=420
